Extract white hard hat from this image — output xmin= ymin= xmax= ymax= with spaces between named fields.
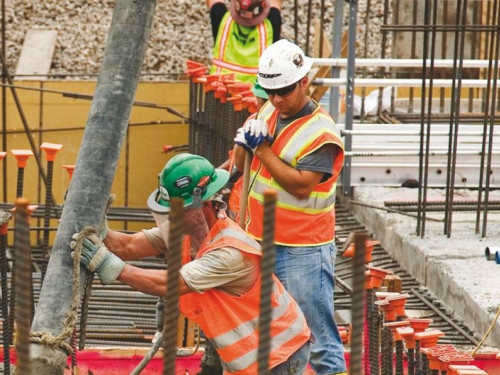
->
xmin=257 ymin=39 xmax=314 ymax=89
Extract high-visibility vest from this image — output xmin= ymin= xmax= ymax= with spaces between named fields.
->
xmin=210 ymin=12 xmax=273 ymax=83
xmin=179 ymin=218 xmax=310 ymax=375
xmin=245 ymin=100 xmax=345 ymax=246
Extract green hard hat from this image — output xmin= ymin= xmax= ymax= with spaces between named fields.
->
xmin=147 ymin=153 xmax=229 ymax=213
xmin=252 ymin=81 xmax=269 ymax=100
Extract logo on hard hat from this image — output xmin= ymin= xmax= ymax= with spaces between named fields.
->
xmin=174 ymin=176 xmax=192 ymax=189
xmin=259 ymin=72 xmax=282 ymax=78
xmin=292 ymin=53 xmax=304 ymax=68
xmin=159 ymin=186 xmax=170 ymax=202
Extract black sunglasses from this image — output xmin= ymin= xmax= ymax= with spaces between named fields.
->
xmin=263 ymin=82 xmax=298 ymax=97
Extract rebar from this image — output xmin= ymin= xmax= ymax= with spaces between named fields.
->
xmin=163 ymin=198 xmax=183 ymax=375
xmin=14 ymin=198 xmax=32 ymax=375
xmin=79 ymin=272 xmax=94 ymax=350
xmin=395 ymin=340 xmax=404 ymax=375
xmin=408 ymin=348 xmax=415 ymax=375
xmin=415 ymin=340 xmax=422 ymax=375
xmin=0 ymin=211 xmax=11 ymax=375
xmin=41 ymin=158 xmax=54 ymax=280
xmin=258 ymin=190 xmax=277 ymax=375
xmin=350 ymin=232 xmax=367 ymax=375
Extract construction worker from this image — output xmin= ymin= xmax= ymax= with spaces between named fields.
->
xmin=73 ymin=153 xmax=312 ymax=374
xmin=233 ymin=39 xmax=347 ymax=375
xmin=208 ymin=0 xmax=282 ymax=83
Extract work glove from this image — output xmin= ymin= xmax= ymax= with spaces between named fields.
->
xmin=234 ymin=127 xmax=254 ymax=152
xmin=70 ymin=231 xmax=125 ymax=285
xmin=243 ymin=119 xmax=273 ymax=149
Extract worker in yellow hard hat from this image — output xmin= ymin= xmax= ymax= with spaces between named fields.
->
xmin=207 ymin=0 xmax=282 ymax=83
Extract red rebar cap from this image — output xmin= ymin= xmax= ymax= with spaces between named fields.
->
xmin=0 ymin=151 xmax=6 ymax=162
xmin=374 ymin=299 xmax=397 ymax=321
xmin=383 ymin=320 xmax=410 ymax=341
xmin=425 ymin=345 xmax=457 ymax=370
xmin=414 ymin=329 xmax=445 ymax=348
xmin=397 ymin=327 xmax=415 ymax=349
xmin=40 ymin=142 xmax=63 ymax=162
xmin=407 ymin=318 xmax=433 ymax=332
xmin=11 ymin=149 xmax=34 ymax=168
xmin=365 ymin=266 xmax=393 ymax=289
xmin=227 ymin=95 xmax=243 ymax=111
xmin=343 ymin=239 xmax=380 ymax=263
xmin=62 ymin=165 xmax=75 ymax=181
xmin=227 ymin=82 xmax=252 ymax=95
xmin=447 ymin=365 xmax=482 ymax=375
xmin=216 ymin=86 xmax=228 ymax=103
xmin=387 ymin=293 xmax=409 ymax=317
xmin=203 ymin=75 xmax=221 ymax=92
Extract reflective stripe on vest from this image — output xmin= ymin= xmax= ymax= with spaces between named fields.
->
xmin=179 ymin=218 xmax=310 ymax=374
xmin=210 ymin=12 xmax=273 ymax=82
xmin=245 ymin=101 xmax=345 ymax=245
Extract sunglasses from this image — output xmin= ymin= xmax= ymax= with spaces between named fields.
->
xmin=263 ymin=82 xmax=298 ymax=97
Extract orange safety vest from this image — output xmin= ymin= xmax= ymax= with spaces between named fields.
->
xmin=245 ymin=100 xmax=345 ymax=246
xmin=179 ymin=218 xmax=310 ymax=375
xmin=210 ymin=12 xmax=273 ymax=83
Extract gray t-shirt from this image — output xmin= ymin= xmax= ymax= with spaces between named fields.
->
xmin=142 ymin=227 xmax=260 ymax=297
xmin=275 ymin=100 xmax=334 ymax=181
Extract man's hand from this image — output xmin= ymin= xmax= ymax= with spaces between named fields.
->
xmin=71 ymin=231 xmax=125 ymax=284
xmin=243 ymin=119 xmax=273 ymax=149
xmin=234 ymin=127 xmax=254 ymax=152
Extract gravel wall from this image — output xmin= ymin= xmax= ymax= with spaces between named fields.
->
xmin=4 ymin=0 xmax=390 ymax=80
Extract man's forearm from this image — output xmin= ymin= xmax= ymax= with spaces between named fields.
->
xmin=118 ymin=265 xmax=192 ymax=297
xmin=104 ymin=230 xmax=160 ymax=261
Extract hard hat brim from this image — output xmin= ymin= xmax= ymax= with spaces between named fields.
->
xmin=229 ymin=0 xmax=270 ymax=28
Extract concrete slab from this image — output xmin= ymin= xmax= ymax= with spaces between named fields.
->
xmin=346 ymin=186 xmax=500 ymax=348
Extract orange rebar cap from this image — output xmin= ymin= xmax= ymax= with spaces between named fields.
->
xmin=62 ymin=165 xmax=75 ymax=181
xmin=11 ymin=149 xmax=34 ymax=168
xmin=40 ymin=142 xmax=63 ymax=162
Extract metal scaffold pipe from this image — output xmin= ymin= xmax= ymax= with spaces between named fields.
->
xmin=30 ymin=1 xmax=157 ymax=373
xmin=313 ymin=78 xmax=500 ymax=88
xmin=312 ymin=58 xmax=493 ymax=68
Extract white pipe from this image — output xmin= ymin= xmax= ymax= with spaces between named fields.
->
xmin=312 ymin=58 xmax=492 ymax=68
xmin=340 ymin=129 xmax=500 ymax=136
xmin=314 ymin=78 xmax=500 ymax=88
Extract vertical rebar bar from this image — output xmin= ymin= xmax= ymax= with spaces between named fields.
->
xmin=350 ymin=233 xmax=367 ymax=375
xmin=305 ymin=0 xmax=313 ymax=55
xmin=408 ymin=0 xmax=418 ymax=113
xmin=415 ymin=340 xmax=422 ymax=375
xmin=481 ymin=2 xmax=500 ymax=237
xmin=370 ymin=292 xmax=380 ymax=375
xmin=475 ymin=0 xmax=498 ymax=234
xmin=408 ymin=348 xmax=415 ymax=375
xmin=70 ymin=327 xmax=77 ymax=371
xmin=14 ymin=198 xmax=32 ymax=375
xmin=257 ymin=190 xmax=277 ymax=375
xmin=444 ymin=0 xmax=468 ymax=238
xmin=79 ymin=272 xmax=94 ymax=350
xmin=395 ymin=340 xmax=404 ymax=375
xmin=41 ymin=158 xmax=54 ymax=280
xmin=1 ymin=0 xmax=6 ymax=204
xmin=293 ymin=0 xmax=298 ymax=44
xmin=162 ymin=198 xmax=184 ymax=375
xmin=0 ymin=211 xmax=11 ymax=375
xmin=419 ymin=0 xmax=439 ymax=238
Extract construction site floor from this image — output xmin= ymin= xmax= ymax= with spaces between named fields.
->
xmin=347 ymin=186 xmax=500 ymax=350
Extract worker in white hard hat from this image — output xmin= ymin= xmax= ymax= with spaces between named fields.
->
xmin=233 ymin=39 xmax=347 ymax=375
xmin=207 ymin=0 xmax=282 ymax=83
xmin=72 ymin=153 xmax=312 ymax=375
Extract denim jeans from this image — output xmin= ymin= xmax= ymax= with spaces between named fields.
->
xmin=274 ymin=242 xmax=346 ymax=375
xmin=271 ymin=341 xmax=311 ymax=375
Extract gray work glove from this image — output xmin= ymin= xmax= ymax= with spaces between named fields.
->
xmin=70 ymin=231 xmax=125 ymax=284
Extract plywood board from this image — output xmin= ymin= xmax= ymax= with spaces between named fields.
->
xmin=15 ymin=29 xmax=58 ymax=80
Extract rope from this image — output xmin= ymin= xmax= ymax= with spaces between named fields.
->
xmin=471 ymin=304 xmax=500 ymax=356
xmin=29 ymin=226 xmax=96 ymax=355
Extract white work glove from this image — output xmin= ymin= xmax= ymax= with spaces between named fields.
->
xmin=234 ymin=127 xmax=254 ymax=152
xmin=70 ymin=231 xmax=125 ymax=284
xmin=243 ymin=119 xmax=273 ymax=149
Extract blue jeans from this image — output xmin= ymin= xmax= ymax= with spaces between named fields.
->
xmin=271 ymin=341 xmax=311 ymax=374
xmin=274 ymin=242 xmax=346 ymax=375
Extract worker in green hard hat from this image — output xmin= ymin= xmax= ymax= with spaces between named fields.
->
xmin=72 ymin=153 xmax=312 ymax=374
